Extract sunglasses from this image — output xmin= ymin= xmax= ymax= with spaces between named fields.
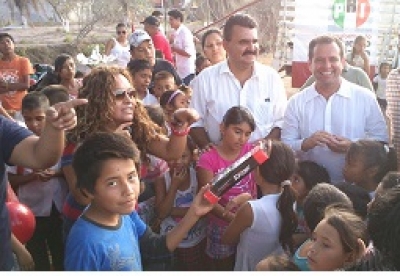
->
xmin=117 ymin=30 xmax=126 ymax=34
xmin=114 ymin=89 xmax=135 ymax=100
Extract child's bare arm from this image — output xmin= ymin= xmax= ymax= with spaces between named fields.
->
xmin=11 ymin=233 xmax=34 ymax=271
xmin=222 ymin=202 xmax=253 ymax=245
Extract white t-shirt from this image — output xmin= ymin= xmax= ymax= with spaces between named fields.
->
xmin=141 ymin=89 xmax=159 ymax=106
xmin=7 ymin=161 xmax=68 ymax=217
xmin=172 ymin=24 xmax=196 ymax=78
xmin=373 ymin=74 xmax=387 ymax=100
xmin=160 ymin=167 xmax=206 ymax=248
xmin=234 ymin=193 xmax=283 ymax=271
xmin=190 ymin=60 xmax=287 ymax=144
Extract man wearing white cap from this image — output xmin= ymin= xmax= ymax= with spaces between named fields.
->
xmin=128 ymin=30 xmax=182 ymax=87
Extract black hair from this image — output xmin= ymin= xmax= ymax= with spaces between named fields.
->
xmin=127 ymin=59 xmax=153 ymax=76
xmin=258 ymin=141 xmax=297 ymax=253
xmin=195 ymin=54 xmax=209 ymax=74
xmin=346 ymin=139 xmax=397 ymax=184
xmin=221 ymin=106 xmax=256 ymax=132
xmin=116 ymin=23 xmax=126 ymax=29
xmin=54 ymin=53 xmax=73 ymax=73
xmin=21 ymin=91 xmax=50 ymax=111
xmin=159 ymin=89 xmax=183 ymax=108
xmin=295 ymin=160 xmax=331 ymax=190
xmin=223 ymin=13 xmax=257 ymax=41
xmin=201 ymin=28 xmax=223 ymax=49
xmin=73 ymin=132 xmax=140 ymax=194
xmin=380 ymin=171 xmax=400 ymax=191
xmin=378 ymin=61 xmax=391 ymax=73
xmin=168 ymin=9 xmax=184 ymax=22
xmin=303 ymin=183 xmax=353 ymax=231
xmin=40 ymin=84 xmax=70 ymax=105
xmin=145 ymin=104 xmax=166 ymax=128
xmin=256 ymin=254 xmax=300 ymax=271
xmin=0 ymin=33 xmax=14 ymax=43
xmin=368 ymin=185 xmax=400 ymax=270
xmin=308 ymin=35 xmax=345 ymax=61
xmin=336 ymin=182 xmax=371 ymax=220
xmin=345 ymin=249 xmax=397 ymax=271
xmin=152 ymin=10 xmax=163 ymax=17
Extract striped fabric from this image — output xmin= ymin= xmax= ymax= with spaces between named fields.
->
xmin=386 ymin=69 xmax=400 ymax=169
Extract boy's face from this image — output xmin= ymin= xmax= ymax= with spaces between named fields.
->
xmin=0 ymin=37 xmax=14 ymax=55
xmin=153 ymin=77 xmax=176 ymax=99
xmin=22 ymin=108 xmax=46 ymax=136
xmin=89 ymin=158 xmax=140 ymax=223
xmin=132 ymin=69 xmax=152 ymax=94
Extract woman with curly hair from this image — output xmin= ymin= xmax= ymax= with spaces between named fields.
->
xmin=61 ymin=65 xmax=199 ymax=240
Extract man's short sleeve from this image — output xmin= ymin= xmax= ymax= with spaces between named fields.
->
xmin=1 ymin=117 xmax=32 ymax=165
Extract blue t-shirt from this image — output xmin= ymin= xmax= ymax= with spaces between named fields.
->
xmin=0 ymin=117 xmax=32 ymax=270
xmin=65 ymin=211 xmax=147 ymax=271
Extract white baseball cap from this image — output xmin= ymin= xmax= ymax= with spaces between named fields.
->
xmin=129 ymin=30 xmax=152 ymax=48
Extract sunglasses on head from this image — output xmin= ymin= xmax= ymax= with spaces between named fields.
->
xmin=114 ymin=89 xmax=135 ymax=100
xmin=117 ymin=30 xmax=126 ymax=34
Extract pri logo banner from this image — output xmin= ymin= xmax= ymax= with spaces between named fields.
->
xmin=332 ymin=0 xmax=371 ymax=28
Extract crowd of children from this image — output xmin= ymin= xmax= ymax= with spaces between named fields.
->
xmin=2 ymin=11 xmax=400 ymax=273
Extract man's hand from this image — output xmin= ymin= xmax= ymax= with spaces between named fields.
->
xmin=46 ymin=98 xmax=88 ymax=130
xmin=301 ymin=131 xmax=333 ymax=151
xmin=326 ymin=135 xmax=352 ymax=153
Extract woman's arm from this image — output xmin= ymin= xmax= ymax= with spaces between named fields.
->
xmin=104 ymin=38 xmax=115 ymax=56
xmin=221 ymin=202 xmax=253 ymax=245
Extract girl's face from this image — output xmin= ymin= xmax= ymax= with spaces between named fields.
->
xmin=380 ymin=64 xmax=391 ymax=78
xmin=167 ymin=146 xmax=192 ymax=173
xmin=203 ymin=32 xmax=226 ymax=64
xmin=342 ymin=153 xmax=368 ymax=184
xmin=220 ymin=122 xmax=252 ymax=151
xmin=172 ymin=93 xmax=189 ymax=109
xmin=290 ymin=173 xmax=308 ymax=202
xmin=112 ymin=74 xmax=136 ymax=125
xmin=59 ymin=58 xmax=76 ymax=81
xmin=307 ymin=219 xmax=352 ymax=271
xmin=354 ymin=39 xmax=367 ymax=54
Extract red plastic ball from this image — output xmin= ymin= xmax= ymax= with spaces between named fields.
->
xmin=6 ymin=202 xmax=36 ymax=244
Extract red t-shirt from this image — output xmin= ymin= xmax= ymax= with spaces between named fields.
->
xmin=152 ymin=31 xmax=174 ymax=64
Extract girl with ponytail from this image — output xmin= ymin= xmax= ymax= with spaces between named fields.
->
xmin=222 ymin=140 xmax=298 ymax=271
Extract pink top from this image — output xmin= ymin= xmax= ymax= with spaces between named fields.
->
xmin=197 ymin=142 xmax=257 ymax=225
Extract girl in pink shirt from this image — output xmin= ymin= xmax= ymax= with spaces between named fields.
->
xmin=196 ymin=106 xmax=258 ymax=270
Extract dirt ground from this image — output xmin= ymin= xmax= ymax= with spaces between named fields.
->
xmin=1 ymin=24 xmax=298 ymax=97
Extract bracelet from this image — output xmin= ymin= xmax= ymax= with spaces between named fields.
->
xmin=171 ymin=125 xmax=190 ymax=136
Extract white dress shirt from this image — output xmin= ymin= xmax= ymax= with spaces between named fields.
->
xmin=190 ymin=60 xmax=287 ymax=144
xmin=173 ymin=24 xmax=196 ymax=78
xmin=282 ymin=78 xmax=389 ymax=183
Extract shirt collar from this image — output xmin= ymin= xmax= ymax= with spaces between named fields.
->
xmin=219 ymin=60 xmax=260 ymax=78
xmin=305 ymin=77 xmax=351 ymax=102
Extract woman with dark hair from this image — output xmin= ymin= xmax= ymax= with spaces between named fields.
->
xmin=104 ymin=23 xmax=131 ymax=67
xmin=201 ymin=29 xmax=226 ymax=65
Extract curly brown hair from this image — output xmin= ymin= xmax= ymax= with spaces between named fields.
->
xmin=68 ymin=66 xmax=161 ymax=160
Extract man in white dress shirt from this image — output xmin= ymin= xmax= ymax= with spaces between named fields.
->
xmin=282 ymin=35 xmax=388 ymax=183
xmin=190 ymin=13 xmax=287 ymax=149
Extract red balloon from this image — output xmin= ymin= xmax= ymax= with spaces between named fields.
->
xmin=6 ymin=202 xmax=36 ymax=244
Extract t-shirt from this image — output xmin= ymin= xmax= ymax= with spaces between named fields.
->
xmin=152 ymin=32 xmax=174 ymax=64
xmin=0 ymin=55 xmax=34 ymax=111
xmin=373 ymin=74 xmax=387 ymax=100
xmin=196 ymin=143 xmax=257 ymax=226
xmin=65 ymin=212 xmax=146 ymax=271
xmin=0 ymin=116 xmax=32 ymax=270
